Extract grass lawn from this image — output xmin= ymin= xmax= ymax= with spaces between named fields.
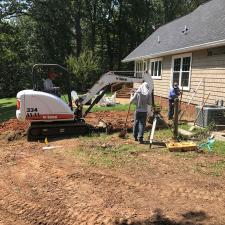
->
xmin=208 ymin=140 xmax=225 ymax=154
xmin=65 ymin=130 xmax=225 ymax=172
xmin=0 ymin=97 xmax=17 ymax=122
xmin=90 ymin=103 xmax=135 ymax=112
xmin=67 ymin=133 xmax=150 ymax=168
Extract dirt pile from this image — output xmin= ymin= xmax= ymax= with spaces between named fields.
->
xmin=86 ymin=111 xmax=135 ymax=132
xmin=0 ymin=119 xmax=29 ymax=141
xmin=0 ymin=112 xmax=133 ymax=135
xmin=0 ymin=119 xmax=29 ymax=134
xmin=0 ymin=111 xmax=169 ymax=137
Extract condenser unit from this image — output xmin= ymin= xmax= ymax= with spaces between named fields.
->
xmin=195 ymin=105 xmax=225 ymax=127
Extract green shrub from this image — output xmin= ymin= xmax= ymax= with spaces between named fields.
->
xmin=66 ymin=51 xmax=102 ymax=92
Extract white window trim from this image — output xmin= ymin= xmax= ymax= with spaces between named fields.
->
xmin=135 ymin=60 xmax=146 ymax=77
xmin=149 ymin=58 xmax=163 ymax=80
xmin=143 ymin=60 xmax=148 ymax=71
xmin=135 ymin=61 xmax=142 ymax=77
xmin=134 ymin=61 xmax=137 ymax=76
xmin=171 ymin=53 xmax=192 ymax=91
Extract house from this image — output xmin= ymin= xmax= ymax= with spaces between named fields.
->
xmin=122 ymin=0 xmax=225 ymax=119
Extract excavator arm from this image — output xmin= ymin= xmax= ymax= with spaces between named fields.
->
xmin=79 ymin=71 xmax=154 ymax=117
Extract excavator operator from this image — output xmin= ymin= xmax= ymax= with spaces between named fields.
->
xmin=43 ymin=69 xmax=60 ymax=96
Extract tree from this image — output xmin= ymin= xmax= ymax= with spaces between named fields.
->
xmin=0 ymin=0 xmax=206 ymax=97
xmin=66 ymin=50 xmax=101 ymax=91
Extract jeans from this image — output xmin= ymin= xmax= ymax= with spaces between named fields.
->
xmin=168 ymin=99 xmax=174 ymax=120
xmin=133 ymin=111 xmax=147 ymax=141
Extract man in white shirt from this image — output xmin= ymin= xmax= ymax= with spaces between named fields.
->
xmin=130 ymin=82 xmax=152 ymax=143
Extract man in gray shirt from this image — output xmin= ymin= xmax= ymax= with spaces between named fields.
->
xmin=44 ymin=70 xmax=60 ymax=96
xmin=130 ymin=82 xmax=152 ymax=143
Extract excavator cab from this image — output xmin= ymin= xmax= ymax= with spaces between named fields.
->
xmin=32 ymin=64 xmax=73 ymax=109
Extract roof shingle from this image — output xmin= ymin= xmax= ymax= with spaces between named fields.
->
xmin=123 ymin=0 xmax=225 ymax=62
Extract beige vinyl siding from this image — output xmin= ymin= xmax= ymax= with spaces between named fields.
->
xmin=153 ymin=55 xmax=171 ymax=99
xmin=152 ymin=48 xmax=225 ymax=106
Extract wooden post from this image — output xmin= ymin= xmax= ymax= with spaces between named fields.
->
xmin=202 ymin=77 xmax=206 ymax=126
xmin=202 ymin=78 xmax=205 ymax=106
xmin=173 ymin=98 xmax=179 ymax=140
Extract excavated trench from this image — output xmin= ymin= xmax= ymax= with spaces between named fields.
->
xmin=0 ymin=112 xmax=134 ymax=141
xmin=0 ymin=111 xmax=168 ymax=142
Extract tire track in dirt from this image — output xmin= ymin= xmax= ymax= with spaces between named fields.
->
xmin=132 ymin=181 xmax=225 ymax=203
xmin=1 ymin=142 xmax=225 ymax=225
xmin=0 ymin=208 xmax=28 ymax=225
xmin=67 ymin=170 xmax=225 ymax=205
xmin=0 ymin=186 xmax=73 ymax=225
xmin=0 ymin=149 xmax=115 ymax=225
xmin=0 ymin=177 xmax=114 ymax=225
xmin=64 ymin=170 xmax=225 ymax=224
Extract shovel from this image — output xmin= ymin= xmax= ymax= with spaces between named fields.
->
xmin=119 ymin=102 xmax=132 ymax=138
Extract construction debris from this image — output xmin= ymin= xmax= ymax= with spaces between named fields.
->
xmin=42 ymin=146 xmax=63 ymax=150
xmin=98 ymin=93 xmax=117 ymax=106
xmin=178 ymin=128 xmax=193 ymax=137
xmin=212 ymin=131 xmax=225 ymax=141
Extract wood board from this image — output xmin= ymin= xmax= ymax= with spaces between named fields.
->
xmin=166 ymin=141 xmax=197 ymax=152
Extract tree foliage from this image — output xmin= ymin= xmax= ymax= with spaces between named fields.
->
xmin=67 ymin=50 xmax=101 ymax=91
xmin=0 ymin=0 xmax=209 ymax=96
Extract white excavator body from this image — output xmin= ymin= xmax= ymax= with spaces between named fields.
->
xmin=16 ymin=90 xmax=74 ymax=122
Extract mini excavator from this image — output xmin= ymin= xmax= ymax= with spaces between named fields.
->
xmin=16 ymin=64 xmax=154 ymax=141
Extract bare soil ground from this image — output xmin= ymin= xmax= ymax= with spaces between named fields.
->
xmin=0 ymin=111 xmax=156 ymax=140
xmin=0 ymin=111 xmax=135 ymax=135
xmin=0 ymin=112 xmax=225 ymax=225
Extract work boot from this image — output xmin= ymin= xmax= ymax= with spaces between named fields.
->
xmin=139 ymin=138 xmax=144 ymax=144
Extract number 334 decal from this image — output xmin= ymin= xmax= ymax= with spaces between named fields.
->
xmin=27 ymin=108 xmax=38 ymax=113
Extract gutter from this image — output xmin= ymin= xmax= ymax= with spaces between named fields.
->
xmin=122 ymin=39 xmax=225 ymax=62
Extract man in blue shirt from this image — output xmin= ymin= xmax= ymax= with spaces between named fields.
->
xmin=168 ymin=82 xmax=181 ymax=120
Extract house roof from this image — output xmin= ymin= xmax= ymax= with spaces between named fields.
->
xmin=123 ymin=0 xmax=225 ymax=62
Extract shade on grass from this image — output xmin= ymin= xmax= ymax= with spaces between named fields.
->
xmin=0 ymin=97 xmax=17 ymax=122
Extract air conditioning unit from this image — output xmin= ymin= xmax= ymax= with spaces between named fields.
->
xmin=195 ymin=105 xmax=225 ymax=127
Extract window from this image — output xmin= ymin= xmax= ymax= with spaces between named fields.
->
xmin=135 ymin=61 xmax=144 ymax=78
xmin=149 ymin=59 xmax=162 ymax=79
xmin=172 ymin=54 xmax=192 ymax=90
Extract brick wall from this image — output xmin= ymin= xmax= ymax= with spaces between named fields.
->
xmin=154 ymin=95 xmax=196 ymax=121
